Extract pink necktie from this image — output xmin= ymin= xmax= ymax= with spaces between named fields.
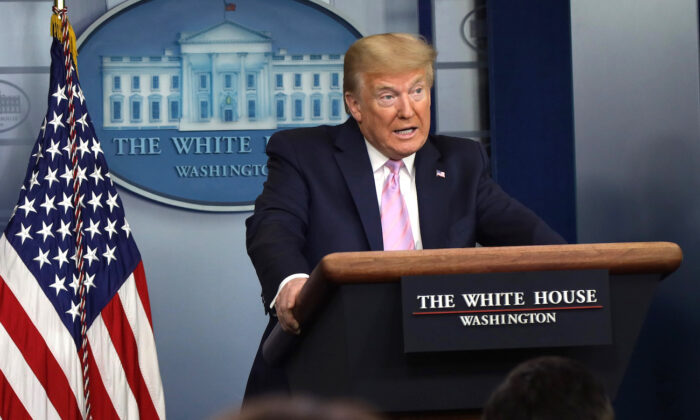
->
xmin=381 ymin=159 xmax=415 ymax=250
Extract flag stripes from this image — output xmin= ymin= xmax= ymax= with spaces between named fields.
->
xmin=87 ymin=318 xmax=139 ymax=419
xmin=117 ymin=269 xmax=165 ymax=412
xmin=0 ymin=367 xmax=32 ymax=420
xmin=0 ymin=323 xmax=56 ymax=420
xmin=132 ymin=263 xmax=154 ymax=328
xmin=1 ymin=235 xmax=164 ymax=419
xmin=84 ymin=341 xmax=121 ymax=420
xmin=0 ymin=288 xmax=81 ymax=420
xmin=101 ymin=293 xmax=161 ymax=420
xmin=0 ymin=235 xmax=84 ymax=419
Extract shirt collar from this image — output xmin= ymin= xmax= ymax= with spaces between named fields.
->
xmin=364 ymin=139 xmax=416 ymax=174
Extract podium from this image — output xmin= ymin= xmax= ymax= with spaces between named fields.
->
xmin=263 ymin=242 xmax=682 ymax=416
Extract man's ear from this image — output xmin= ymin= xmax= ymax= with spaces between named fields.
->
xmin=344 ymin=92 xmax=362 ymax=123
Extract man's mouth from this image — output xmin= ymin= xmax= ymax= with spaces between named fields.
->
xmin=394 ymin=127 xmax=417 ymax=136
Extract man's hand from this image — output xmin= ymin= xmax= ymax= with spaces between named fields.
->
xmin=275 ymin=276 xmax=307 ymax=335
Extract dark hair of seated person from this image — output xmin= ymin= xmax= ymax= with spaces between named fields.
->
xmin=482 ymin=356 xmax=614 ymax=420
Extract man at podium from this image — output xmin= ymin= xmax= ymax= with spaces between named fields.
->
xmin=244 ymin=33 xmax=565 ymax=399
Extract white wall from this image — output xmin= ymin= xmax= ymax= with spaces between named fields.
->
xmin=571 ymin=0 xmax=700 ymax=417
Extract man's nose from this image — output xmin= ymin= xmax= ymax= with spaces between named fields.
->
xmin=396 ymin=94 xmax=415 ymax=118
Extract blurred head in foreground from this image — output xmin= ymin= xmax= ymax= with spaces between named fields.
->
xmin=482 ymin=356 xmax=614 ymax=420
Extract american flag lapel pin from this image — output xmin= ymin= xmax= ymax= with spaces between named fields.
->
xmin=436 ymin=169 xmax=446 ymax=178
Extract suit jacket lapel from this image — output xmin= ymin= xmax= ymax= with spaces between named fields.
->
xmin=333 ymin=119 xmax=384 ymax=251
xmin=415 ymin=137 xmax=450 ymax=249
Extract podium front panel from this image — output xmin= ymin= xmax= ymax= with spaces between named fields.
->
xmin=286 ymin=273 xmax=660 ymax=412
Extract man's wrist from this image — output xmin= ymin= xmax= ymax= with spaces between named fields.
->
xmin=270 ymin=273 xmax=309 ymax=309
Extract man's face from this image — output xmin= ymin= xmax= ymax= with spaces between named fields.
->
xmin=344 ymin=69 xmax=431 ymax=160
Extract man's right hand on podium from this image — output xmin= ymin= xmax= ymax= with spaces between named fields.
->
xmin=275 ymin=277 xmax=307 ymax=335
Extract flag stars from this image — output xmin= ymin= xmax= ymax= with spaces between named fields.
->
xmin=18 ymin=197 xmax=37 ymax=217
xmin=46 ymin=139 xmax=62 ymax=161
xmin=103 ymin=245 xmax=117 ymax=266
xmin=34 ymin=248 xmax=51 ymax=269
xmin=62 ymin=138 xmax=74 ymax=157
xmin=44 ymin=167 xmax=59 ymax=188
xmin=90 ymin=165 xmax=104 ymax=184
xmin=84 ymin=273 xmax=96 ymax=293
xmin=52 ymin=83 xmax=67 ymax=106
xmin=88 ymin=192 xmax=103 ymax=212
xmin=40 ymin=194 xmax=57 ymax=215
xmin=10 ymin=43 xmax=148 ymax=338
xmin=66 ymin=301 xmax=81 ymax=322
xmin=32 ymin=144 xmax=44 ymax=164
xmin=77 ymin=138 xmax=90 ymax=159
xmin=83 ymin=246 xmax=99 ymax=267
xmin=15 ymin=223 xmax=33 ymax=244
xmin=57 ymin=219 xmax=72 ymax=240
xmin=105 ymin=192 xmax=120 ymax=212
xmin=84 ymin=219 xmax=101 ymax=239
xmin=75 ymin=193 xmax=85 ymax=209
xmin=76 ymin=113 xmax=89 ymax=132
xmin=58 ymin=192 xmax=73 ymax=213
xmin=60 ymin=165 xmax=74 ymax=186
xmin=48 ymin=111 xmax=65 ymax=132
xmin=104 ymin=218 xmax=118 ymax=239
xmin=74 ymin=85 xmax=85 ymax=105
xmin=122 ymin=219 xmax=132 ymax=238
xmin=28 ymin=170 xmax=41 ymax=190
xmin=69 ymin=274 xmax=81 ymax=295
xmin=36 ymin=221 xmax=55 ymax=242
xmin=76 ymin=165 xmax=88 ymax=184
xmin=53 ymin=247 xmax=69 ymax=269
xmin=49 ymin=274 xmax=67 ymax=296
xmin=91 ymin=139 xmax=103 ymax=158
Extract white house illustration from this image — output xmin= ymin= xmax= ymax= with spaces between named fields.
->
xmin=0 ymin=90 xmax=21 ymax=115
xmin=101 ymin=20 xmax=347 ymax=131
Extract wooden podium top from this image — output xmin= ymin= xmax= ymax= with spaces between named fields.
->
xmin=312 ymin=242 xmax=683 ymax=284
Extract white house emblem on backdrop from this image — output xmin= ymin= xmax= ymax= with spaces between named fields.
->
xmin=101 ymin=20 xmax=347 ymax=132
xmin=0 ymin=80 xmax=31 ymax=133
xmin=78 ymin=0 xmax=360 ymax=211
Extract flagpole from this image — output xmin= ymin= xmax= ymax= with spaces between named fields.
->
xmin=52 ymin=4 xmax=93 ymax=419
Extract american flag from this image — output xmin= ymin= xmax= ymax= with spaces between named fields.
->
xmin=0 ymin=11 xmax=165 ymax=420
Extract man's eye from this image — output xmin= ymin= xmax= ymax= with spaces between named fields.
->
xmin=378 ymin=95 xmax=396 ymax=106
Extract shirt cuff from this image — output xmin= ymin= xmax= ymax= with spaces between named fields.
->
xmin=270 ymin=273 xmax=309 ymax=309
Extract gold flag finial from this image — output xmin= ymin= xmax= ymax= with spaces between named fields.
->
xmin=50 ymin=0 xmax=78 ymax=73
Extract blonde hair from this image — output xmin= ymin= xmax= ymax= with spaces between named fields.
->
xmin=343 ymin=33 xmax=437 ymax=96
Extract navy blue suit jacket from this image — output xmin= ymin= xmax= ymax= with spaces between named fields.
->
xmin=246 ymin=118 xmax=565 ymax=313
xmin=243 ymin=118 xmax=565 ymax=398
